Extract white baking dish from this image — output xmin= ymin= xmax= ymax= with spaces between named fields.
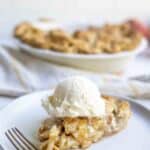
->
xmin=14 ymin=21 xmax=148 ymax=73
xmin=15 ymin=37 xmax=147 ymax=74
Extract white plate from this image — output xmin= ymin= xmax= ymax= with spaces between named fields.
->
xmin=15 ymin=36 xmax=147 ymax=73
xmin=0 ymin=90 xmax=150 ymax=150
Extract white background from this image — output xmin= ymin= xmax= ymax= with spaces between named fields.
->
xmin=1 ymin=0 xmax=150 ymax=36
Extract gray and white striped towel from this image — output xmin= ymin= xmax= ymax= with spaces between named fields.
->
xmin=0 ymin=40 xmax=150 ymax=100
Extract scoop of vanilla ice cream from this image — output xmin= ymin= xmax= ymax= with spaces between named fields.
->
xmin=30 ymin=20 xmax=61 ymax=31
xmin=43 ymin=76 xmax=105 ymax=117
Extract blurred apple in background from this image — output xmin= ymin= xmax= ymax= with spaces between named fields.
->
xmin=128 ymin=19 xmax=150 ymax=40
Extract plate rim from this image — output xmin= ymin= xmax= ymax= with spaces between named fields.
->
xmin=0 ymin=90 xmax=49 ymax=117
xmin=0 ymin=90 xmax=149 ymax=118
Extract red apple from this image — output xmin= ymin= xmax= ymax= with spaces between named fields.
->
xmin=128 ymin=19 xmax=150 ymax=39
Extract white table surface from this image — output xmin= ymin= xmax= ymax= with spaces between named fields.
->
xmin=0 ymin=55 xmax=150 ymax=110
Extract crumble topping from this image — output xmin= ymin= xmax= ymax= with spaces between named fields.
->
xmin=15 ymin=22 xmax=142 ymax=54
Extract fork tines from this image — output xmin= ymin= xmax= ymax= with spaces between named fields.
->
xmin=5 ymin=127 xmax=38 ymax=150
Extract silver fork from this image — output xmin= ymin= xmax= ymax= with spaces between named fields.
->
xmin=5 ymin=127 xmax=38 ymax=150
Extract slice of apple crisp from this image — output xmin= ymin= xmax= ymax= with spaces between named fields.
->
xmin=38 ymin=96 xmax=131 ymax=150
